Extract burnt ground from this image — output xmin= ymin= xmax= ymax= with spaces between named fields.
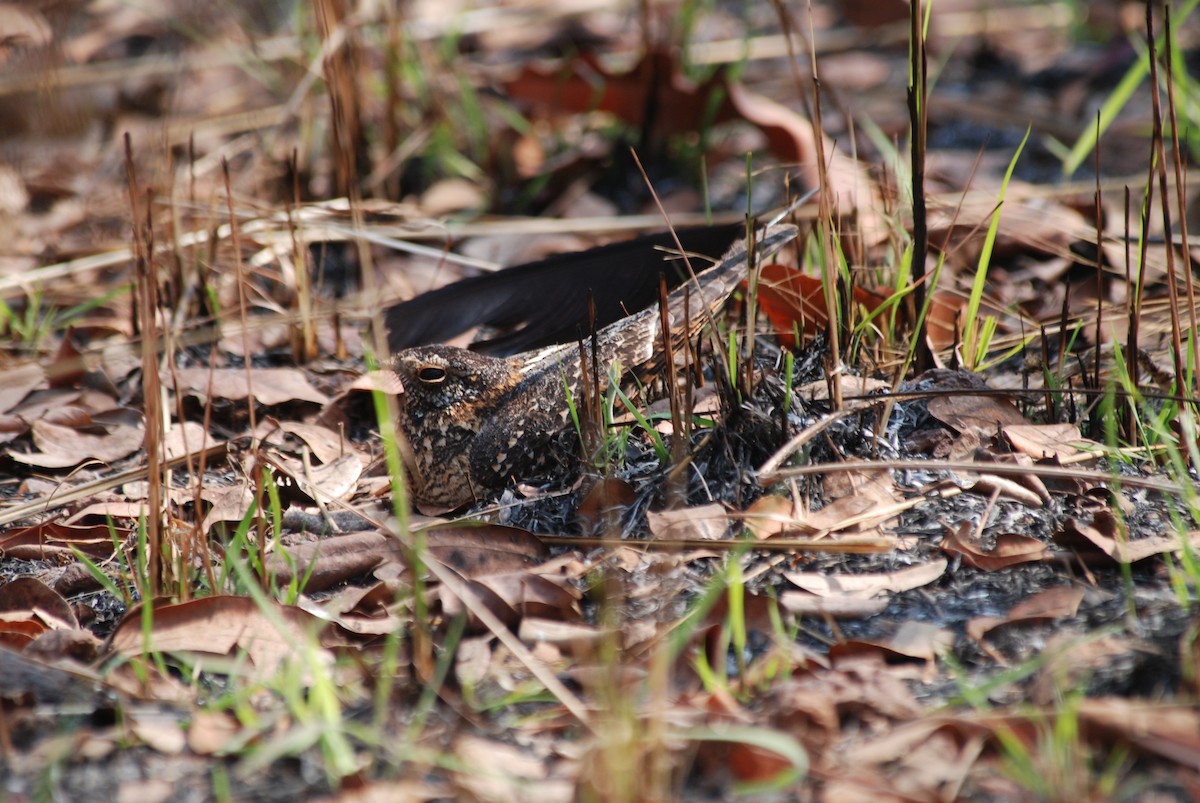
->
xmin=3 ymin=1 xmax=1200 ymax=801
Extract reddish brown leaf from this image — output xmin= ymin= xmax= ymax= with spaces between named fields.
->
xmin=109 ymin=596 xmax=329 ymax=676
xmin=0 ymin=521 xmax=123 ymax=560
xmin=575 ymin=478 xmax=636 ymax=535
xmin=966 ymin=586 xmax=1085 ymax=642
xmin=941 ymin=523 xmax=1047 ymax=570
xmin=0 ymin=576 xmax=76 ymax=627
xmin=832 ymin=621 xmax=955 ymax=669
xmin=1056 ymin=511 xmax=1200 ymax=564
xmin=1078 ymin=699 xmax=1200 ymax=771
xmin=426 ymin=522 xmax=550 ymax=578
xmin=267 ymin=531 xmax=392 ymax=592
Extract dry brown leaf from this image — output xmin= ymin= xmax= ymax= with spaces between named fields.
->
xmin=115 ymin=779 xmax=174 ymax=803
xmin=0 ymin=576 xmax=77 ymax=627
xmin=1031 ymin=634 xmax=1136 ymax=705
xmin=1001 ymin=422 xmax=1094 ymax=460
xmin=0 ymin=412 xmax=27 ymax=444
xmin=793 ymin=374 xmax=890 ymax=402
xmin=966 ymin=586 xmax=1085 ymax=642
xmin=452 ymin=734 xmax=570 ymax=803
xmin=187 ymin=710 xmax=241 ymax=756
xmin=575 ymin=478 xmax=636 ymax=535
xmin=0 ymin=521 xmax=122 ymax=560
xmin=13 ymin=417 xmax=143 ymax=468
xmin=0 ymin=4 xmax=53 ymax=50
xmin=1056 ymin=511 xmax=1200 ymax=563
xmin=927 ymin=391 xmax=1028 ymax=434
xmin=265 ymin=450 xmax=363 ymax=503
xmin=425 ymin=522 xmax=550 ymax=578
xmin=784 ymin=559 xmax=947 ymax=600
xmin=518 ymin=618 xmax=606 ymax=653
xmin=815 ymin=463 xmax=901 ymax=533
xmin=437 ymin=568 xmax=581 ymax=631
xmin=267 ymin=531 xmax=392 ymax=592
xmin=0 ymin=362 xmax=45 ymax=414
xmin=129 ymin=711 xmax=187 ymax=755
xmin=1077 ymin=699 xmax=1200 ymax=770
xmin=647 ymin=503 xmax=729 ymax=541
xmin=162 ymin=420 xmax=221 ymax=461
xmin=172 ymin=367 xmax=328 ymax=406
xmin=200 ymin=482 xmax=256 ymax=532
xmin=277 ymin=420 xmax=361 ymax=465
xmin=311 ymin=780 xmax=451 ymax=802
xmin=741 ymin=494 xmax=819 ymax=540
xmin=64 ymin=501 xmax=155 ymax=523
xmin=941 ymin=523 xmax=1048 ymax=570
xmin=778 ymin=592 xmax=888 ymax=619
xmin=25 ymin=628 xmax=101 ymax=663
xmin=108 ymin=596 xmax=329 ymax=676
xmin=965 ymin=474 xmax=1046 ymax=507
xmin=833 ymin=621 xmax=955 ymax=670
xmin=0 ymin=615 xmax=45 ymax=648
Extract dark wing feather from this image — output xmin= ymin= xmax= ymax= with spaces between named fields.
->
xmin=515 ymin=223 xmax=800 ymax=380
xmin=384 ymin=224 xmax=745 ymax=357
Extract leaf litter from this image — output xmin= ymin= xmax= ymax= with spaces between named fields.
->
xmin=2 ymin=1 xmax=1200 ymax=800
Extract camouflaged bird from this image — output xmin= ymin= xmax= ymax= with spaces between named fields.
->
xmin=387 ymin=223 xmax=797 ymax=510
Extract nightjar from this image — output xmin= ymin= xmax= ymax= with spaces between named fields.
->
xmin=387 ymin=223 xmax=797 ymax=510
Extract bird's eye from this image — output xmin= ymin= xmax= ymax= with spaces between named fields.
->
xmin=417 ymin=365 xmax=447 ymax=383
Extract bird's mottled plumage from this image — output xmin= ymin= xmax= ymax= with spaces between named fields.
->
xmin=388 ymin=224 xmax=797 ymax=510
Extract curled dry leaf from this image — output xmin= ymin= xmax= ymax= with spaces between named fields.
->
xmin=754 ymin=268 xmax=965 ymax=352
xmin=966 ymin=585 xmax=1086 ymax=643
xmin=741 ymin=494 xmax=819 ymax=540
xmin=965 ymin=474 xmax=1045 ymax=507
xmin=506 ymin=49 xmax=881 ymax=239
xmin=518 ymin=617 xmax=606 ymax=654
xmin=778 ymin=593 xmax=888 ymax=619
xmin=452 ymin=734 xmax=571 ymax=803
xmin=108 ymin=596 xmax=330 ymax=677
xmin=1001 ymin=422 xmax=1094 ymax=461
xmin=436 ymin=569 xmax=581 ymax=632
xmin=0 ymin=576 xmax=77 ymax=627
xmin=941 ymin=522 xmax=1048 ymax=570
xmin=25 ymin=628 xmax=101 ymax=663
xmin=815 ymin=463 xmax=901 ymax=534
xmin=1056 ymin=510 xmax=1200 ymax=564
xmin=832 ymin=621 xmax=955 ymax=674
xmin=0 ymin=521 xmax=122 ymax=560
xmin=276 ymin=420 xmax=361 ymax=465
xmin=784 ymin=559 xmax=947 ymax=600
xmin=0 ymin=4 xmax=54 ymax=49
xmin=129 ymin=711 xmax=187 ymax=755
xmin=263 ymin=450 xmax=363 ymax=504
xmin=200 ymin=482 xmax=256 ymax=533
xmin=162 ymin=420 xmax=221 ymax=461
xmin=1077 ymin=699 xmax=1200 ymax=771
xmin=187 ymin=710 xmax=242 ymax=756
